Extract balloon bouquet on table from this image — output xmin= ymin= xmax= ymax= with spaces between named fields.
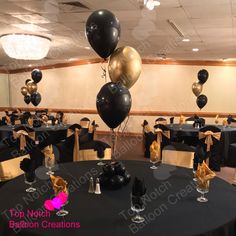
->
xmin=86 ymin=9 xmax=142 ymax=190
xmin=20 ymin=69 xmax=42 ymax=107
xmin=86 ymin=9 xmax=141 ymax=160
xmin=191 ymin=69 xmax=209 ymax=111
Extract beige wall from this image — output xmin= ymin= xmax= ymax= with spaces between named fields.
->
xmin=8 ymin=63 xmax=236 ymax=133
xmin=0 ymin=73 xmax=10 ymax=107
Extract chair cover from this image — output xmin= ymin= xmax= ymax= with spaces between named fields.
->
xmin=199 ymin=125 xmax=221 ymax=171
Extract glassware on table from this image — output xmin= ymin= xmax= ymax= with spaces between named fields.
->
xmin=150 ymin=155 xmax=160 ymax=169
xmin=45 ymin=155 xmax=55 ymax=175
xmin=97 ymin=155 xmax=105 ymax=166
xmin=130 ymin=194 xmax=145 ymax=223
xmin=196 ymin=179 xmax=209 ymax=203
xmin=24 ymin=172 xmax=36 ymax=192
xmin=56 ymin=192 xmax=69 ymax=217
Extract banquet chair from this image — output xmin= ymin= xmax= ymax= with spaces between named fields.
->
xmin=0 ymin=125 xmax=39 ymax=181
xmin=21 ymin=112 xmax=32 ymax=124
xmin=199 ymin=125 xmax=221 ymax=171
xmin=155 ymin=117 xmax=167 ymax=125
xmin=185 ymin=116 xmax=195 ymax=124
xmin=162 ymin=143 xmax=195 ymax=168
xmin=56 ymin=123 xmax=111 ymax=162
xmin=142 ymin=120 xmax=155 ymax=158
xmin=226 ymin=137 xmax=236 ymax=167
xmin=151 ymin=124 xmax=171 ymax=160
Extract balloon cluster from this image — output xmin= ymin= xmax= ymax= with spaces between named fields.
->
xmin=99 ymin=162 xmax=131 ymax=190
xmin=86 ymin=9 xmax=142 ymax=128
xmin=20 ymin=69 xmax=42 ymax=106
xmin=192 ymin=69 xmax=209 ymax=110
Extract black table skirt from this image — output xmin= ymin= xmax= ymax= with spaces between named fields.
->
xmin=0 ymin=161 xmax=236 ymax=236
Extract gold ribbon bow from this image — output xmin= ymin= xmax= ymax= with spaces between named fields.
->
xmin=67 ymin=128 xmax=80 ymax=161
xmin=6 ymin=115 xmax=11 ymax=125
xmin=13 ymin=130 xmax=35 ymax=150
xmin=222 ymin=118 xmax=228 ymax=126
xmin=199 ymin=131 xmax=221 ymax=152
xmin=153 ymin=128 xmax=170 ymax=159
xmin=28 ymin=118 xmax=33 ymax=127
xmin=150 ymin=141 xmax=160 ymax=161
xmin=179 ymin=115 xmax=185 ymax=125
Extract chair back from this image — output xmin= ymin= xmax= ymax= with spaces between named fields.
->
xmin=186 ymin=116 xmax=195 ymax=124
xmin=199 ymin=125 xmax=221 ymax=171
xmin=80 ymin=117 xmax=90 ymax=128
xmin=142 ymin=120 xmax=155 ymax=158
xmin=155 ymin=117 xmax=167 ymax=125
xmin=152 ymin=124 xmax=171 ymax=159
xmin=162 ymin=143 xmax=194 ymax=168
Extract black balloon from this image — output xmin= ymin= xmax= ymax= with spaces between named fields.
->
xmin=114 ymin=162 xmax=126 ymax=175
xmin=25 ymin=79 xmax=31 ymax=85
xmin=109 ymin=175 xmax=124 ymax=190
xmin=86 ymin=9 xmax=120 ymax=59
xmin=31 ymin=69 xmax=42 ymax=83
xmin=102 ymin=164 xmax=115 ymax=177
xmin=24 ymin=95 xmax=31 ymax=104
xmin=123 ymin=171 xmax=131 ymax=185
xmin=96 ymin=82 xmax=132 ymax=129
xmin=196 ymin=94 xmax=208 ymax=109
xmin=198 ymin=69 xmax=208 ymax=84
xmin=31 ymin=92 xmax=41 ymax=106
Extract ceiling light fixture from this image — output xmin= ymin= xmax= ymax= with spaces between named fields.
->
xmin=1 ymin=34 xmax=51 ymax=60
xmin=192 ymin=48 xmax=199 ymax=52
xmin=182 ymin=38 xmax=190 ymax=42
xmin=144 ymin=0 xmax=160 ymax=10
xmin=222 ymin=58 xmax=236 ymax=62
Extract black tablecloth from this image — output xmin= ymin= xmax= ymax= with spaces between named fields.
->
xmin=0 ymin=161 xmax=236 ymax=236
xmin=0 ymin=124 xmax=69 ymax=145
xmin=168 ymin=124 xmax=236 ymax=166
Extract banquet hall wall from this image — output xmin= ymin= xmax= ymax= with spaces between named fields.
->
xmin=0 ymin=73 xmax=10 ymax=107
xmin=5 ymin=62 xmax=236 ymax=133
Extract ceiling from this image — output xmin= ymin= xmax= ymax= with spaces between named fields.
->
xmin=0 ymin=0 xmax=236 ymax=70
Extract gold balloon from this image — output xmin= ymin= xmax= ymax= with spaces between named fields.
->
xmin=21 ymin=86 xmax=28 ymax=96
xmin=108 ymin=46 xmax=142 ymax=89
xmin=192 ymin=82 xmax=203 ymax=97
xmin=27 ymin=81 xmax=37 ymax=94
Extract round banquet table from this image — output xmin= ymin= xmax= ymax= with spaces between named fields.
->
xmin=0 ymin=160 xmax=236 ymax=236
xmin=168 ymin=124 xmax=236 ymax=166
xmin=0 ymin=124 xmax=70 ymax=145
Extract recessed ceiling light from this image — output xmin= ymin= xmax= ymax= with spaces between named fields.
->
xmin=28 ymin=64 xmax=32 ymax=67
xmin=68 ymin=58 xmax=78 ymax=61
xmin=192 ymin=48 xmax=199 ymax=52
xmin=84 ymin=46 xmax=90 ymax=50
xmin=144 ymin=0 xmax=160 ymax=10
xmin=182 ymin=38 xmax=190 ymax=42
